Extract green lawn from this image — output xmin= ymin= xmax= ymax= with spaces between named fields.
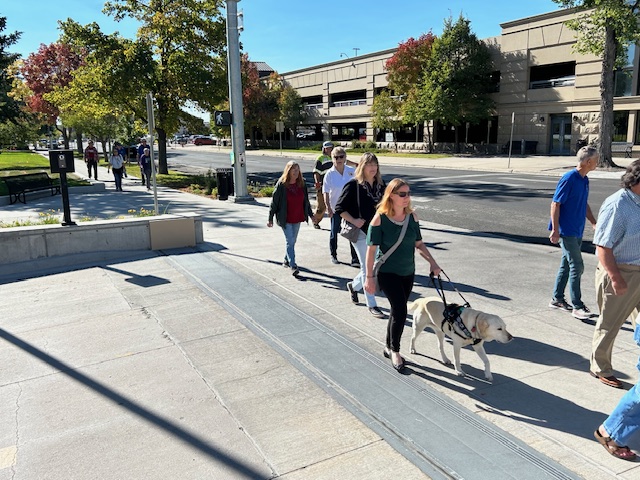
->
xmin=0 ymin=151 xmax=90 ymax=196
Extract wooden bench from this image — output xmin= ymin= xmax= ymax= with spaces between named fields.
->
xmin=502 ymin=140 xmax=538 ymax=155
xmin=611 ymin=142 xmax=633 ymax=158
xmin=3 ymin=172 xmax=61 ymax=204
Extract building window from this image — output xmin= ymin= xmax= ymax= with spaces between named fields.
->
xmin=330 ymin=90 xmax=366 ymax=107
xmin=613 ymin=111 xmax=629 ymax=142
xmin=529 ymin=62 xmax=576 ymax=89
xmin=489 ymin=71 xmax=500 ymax=93
xmin=615 ymin=44 xmax=635 ymax=97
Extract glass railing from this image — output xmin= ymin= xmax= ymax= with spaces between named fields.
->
xmin=529 ymin=76 xmax=576 ymax=89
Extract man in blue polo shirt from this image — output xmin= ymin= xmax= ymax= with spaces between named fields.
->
xmin=548 ymin=145 xmax=598 ymax=320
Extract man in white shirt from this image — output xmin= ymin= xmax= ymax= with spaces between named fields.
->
xmin=323 ymin=146 xmax=359 ymax=266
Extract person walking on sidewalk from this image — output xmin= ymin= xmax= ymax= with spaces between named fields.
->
xmin=108 ymin=146 xmax=125 ymax=191
xmin=137 ymin=138 xmax=149 ymax=185
xmin=322 ymin=146 xmax=359 ymax=266
xmin=139 ymin=147 xmax=152 ymax=190
xmin=267 ymin=161 xmax=313 ymax=277
xmin=311 ymin=141 xmax=334 ymax=229
xmin=364 ymin=179 xmax=442 ymax=372
xmin=594 ymin=319 xmax=640 ymax=461
xmin=334 ymin=153 xmax=385 ymax=318
xmin=548 ymin=145 xmax=598 ymax=320
xmin=84 ymin=140 xmax=99 ymax=180
xmin=590 ymin=159 xmax=640 ymax=389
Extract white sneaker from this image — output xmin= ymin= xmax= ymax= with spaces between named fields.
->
xmin=572 ymin=306 xmax=594 ymax=320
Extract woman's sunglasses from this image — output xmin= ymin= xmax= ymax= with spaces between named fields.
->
xmin=395 ymin=191 xmax=410 ymax=198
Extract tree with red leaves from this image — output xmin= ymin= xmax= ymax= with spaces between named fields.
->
xmin=20 ymin=42 xmax=84 ymax=148
xmin=384 ymin=32 xmax=436 ymax=150
xmin=385 ymin=33 xmax=435 ymax=95
xmin=241 ymin=55 xmax=279 ymax=147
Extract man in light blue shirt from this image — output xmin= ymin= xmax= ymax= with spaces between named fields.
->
xmin=590 ymin=159 xmax=640 ymax=389
xmin=593 ymin=159 xmax=640 ymax=461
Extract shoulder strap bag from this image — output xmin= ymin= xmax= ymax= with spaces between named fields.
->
xmin=339 ymin=182 xmax=361 ymax=243
xmin=371 ymin=214 xmax=411 ymax=290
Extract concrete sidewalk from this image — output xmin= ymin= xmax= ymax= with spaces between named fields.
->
xmin=0 ymin=153 xmax=638 ymax=479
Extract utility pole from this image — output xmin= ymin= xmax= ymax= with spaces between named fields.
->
xmin=225 ymin=0 xmax=252 ymax=202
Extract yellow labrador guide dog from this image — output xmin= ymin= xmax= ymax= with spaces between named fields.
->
xmin=408 ymin=297 xmax=513 ymax=382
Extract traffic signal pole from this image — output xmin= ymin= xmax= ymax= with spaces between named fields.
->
xmin=225 ymin=0 xmax=252 ymax=202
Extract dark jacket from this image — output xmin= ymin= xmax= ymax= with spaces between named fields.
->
xmin=334 ymin=179 xmax=385 ymax=233
xmin=268 ymin=180 xmax=313 ymax=227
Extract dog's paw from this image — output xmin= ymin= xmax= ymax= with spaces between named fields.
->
xmin=410 ymin=347 xmax=416 ymax=354
xmin=454 ymin=369 xmax=466 ymax=377
xmin=442 ymin=358 xmax=452 ymax=366
xmin=485 ymin=373 xmax=493 ymax=382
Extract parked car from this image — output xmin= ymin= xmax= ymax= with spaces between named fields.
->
xmin=194 ymin=136 xmax=216 ymax=146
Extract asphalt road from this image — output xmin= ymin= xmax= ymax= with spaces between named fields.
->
xmin=167 ymin=149 xmax=622 ymax=252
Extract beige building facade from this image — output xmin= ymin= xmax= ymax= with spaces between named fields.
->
xmin=282 ymin=7 xmax=640 ymax=155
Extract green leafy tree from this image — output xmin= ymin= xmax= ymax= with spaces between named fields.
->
xmin=0 ymin=17 xmax=21 ymax=124
xmin=421 ymin=15 xmax=495 ymax=152
xmin=62 ymin=0 xmax=228 ymax=174
xmin=371 ymin=90 xmax=403 ymax=150
xmin=278 ymin=82 xmax=305 ymax=140
xmin=552 ymin=0 xmax=640 ymax=167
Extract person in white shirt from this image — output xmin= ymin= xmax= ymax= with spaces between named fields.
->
xmin=108 ymin=146 xmax=125 ymax=191
xmin=322 ymin=146 xmax=359 ymax=266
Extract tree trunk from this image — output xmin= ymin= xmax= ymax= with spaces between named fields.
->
xmin=598 ymin=25 xmax=618 ymax=168
xmin=76 ymin=131 xmax=83 ymax=155
xmin=426 ymin=121 xmax=433 ymax=153
xmin=157 ymin=128 xmax=168 ymax=175
xmin=454 ymin=126 xmax=460 ymax=154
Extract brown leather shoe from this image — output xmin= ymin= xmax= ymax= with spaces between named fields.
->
xmin=590 ymin=372 xmax=623 ymax=388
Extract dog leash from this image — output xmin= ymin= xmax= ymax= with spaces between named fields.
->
xmin=429 ymin=271 xmax=478 ymax=343
xmin=429 ymin=270 xmax=471 ymax=309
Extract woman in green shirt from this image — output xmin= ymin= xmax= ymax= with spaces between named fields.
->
xmin=365 ymin=179 xmax=442 ymax=372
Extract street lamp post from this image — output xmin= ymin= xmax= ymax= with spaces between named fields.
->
xmin=225 ymin=0 xmax=252 ymax=202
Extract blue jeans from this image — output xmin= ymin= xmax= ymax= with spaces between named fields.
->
xmin=552 ymin=236 xmax=585 ymax=309
xmin=351 ymin=230 xmax=377 ymax=308
xmin=603 ymin=324 xmax=640 ymax=446
xmin=330 ymin=215 xmax=358 ymax=262
xmin=282 ymin=223 xmax=301 ymax=267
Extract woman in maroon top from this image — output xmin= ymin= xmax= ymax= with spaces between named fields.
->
xmin=268 ymin=161 xmax=313 ymax=277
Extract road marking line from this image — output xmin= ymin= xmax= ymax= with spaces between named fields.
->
xmin=413 ymin=173 xmax=499 ymax=182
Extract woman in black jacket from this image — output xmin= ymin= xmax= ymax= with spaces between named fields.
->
xmin=268 ymin=161 xmax=313 ymax=277
xmin=334 ymin=153 xmax=386 ymax=317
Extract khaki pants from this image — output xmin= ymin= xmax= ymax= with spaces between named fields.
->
xmin=591 ymin=264 xmax=640 ymax=377
xmin=312 ymin=188 xmax=326 ymax=225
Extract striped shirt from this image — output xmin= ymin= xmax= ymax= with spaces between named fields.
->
xmin=593 ymin=188 xmax=640 ymax=265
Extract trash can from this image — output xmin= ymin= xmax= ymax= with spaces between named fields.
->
xmin=216 ymin=167 xmax=234 ymax=200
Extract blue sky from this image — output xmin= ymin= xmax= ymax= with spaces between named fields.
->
xmin=6 ymin=0 xmax=563 ymax=73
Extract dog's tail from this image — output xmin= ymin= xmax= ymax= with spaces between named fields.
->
xmin=407 ymin=300 xmax=419 ymax=312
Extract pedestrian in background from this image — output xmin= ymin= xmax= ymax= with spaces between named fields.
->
xmin=364 ymin=179 xmax=442 ymax=372
xmin=268 ymin=160 xmax=313 ymax=277
xmin=137 ymin=138 xmax=148 ymax=185
xmin=84 ymin=140 xmax=99 ymax=180
xmin=548 ymin=145 xmax=598 ymax=320
xmin=322 ymin=146 xmax=359 ymax=266
xmin=311 ymin=141 xmax=334 ymax=229
xmin=590 ymin=159 xmax=640 ymax=389
xmin=139 ymin=147 xmax=152 ymax=191
xmin=108 ymin=146 xmax=125 ymax=192
xmin=334 ymin=152 xmax=386 ymax=318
